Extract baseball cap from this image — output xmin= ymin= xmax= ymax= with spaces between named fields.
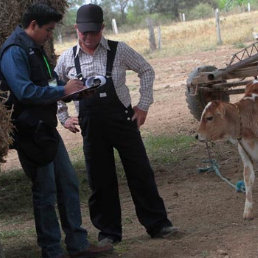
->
xmin=76 ymin=4 xmax=103 ymax=33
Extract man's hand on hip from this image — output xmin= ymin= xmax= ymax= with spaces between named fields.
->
xmin=132 ymin=106 xmax=148 ymax=129
xmin=64 ymin=117 xmax=80 ymax=133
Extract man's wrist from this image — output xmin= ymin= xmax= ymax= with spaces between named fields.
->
xmin=137 ymin=103 xmax=149 ymax=112
xmin=61 ymin=116 xmax=70 ymax=126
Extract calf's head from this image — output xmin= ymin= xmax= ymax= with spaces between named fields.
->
xmin=197 ymin=100 xmax=235 ymax=142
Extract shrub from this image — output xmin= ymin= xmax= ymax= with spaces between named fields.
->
xmin=188 ymin=3 xmax=214 ymax=20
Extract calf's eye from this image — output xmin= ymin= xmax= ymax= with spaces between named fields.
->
xmin=206 ymin=116 xmax=213 ymax=121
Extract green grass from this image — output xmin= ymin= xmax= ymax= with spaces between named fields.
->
xmin=201 ymin=250 xmax=210 ymax=257
xmin=0 ymin=134 xmax=195 ymax=214
xmin=68 ymin=134 xmax=195 ymax=179
xmin=0 ymin=170 xmax=32 ymax=220
xmin=0 ymin=134 xmax=194 ymax=257
xmin=113 ymin=134 xmax=195 ymax=178
xmin=144 ymin=134 xmax=195 ymax=164
xmin=0 ymin=228 xmax=35 ymax=239
xmin=233 ymin=41 xmax=246 ymax=49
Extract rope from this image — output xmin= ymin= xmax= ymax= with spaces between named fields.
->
xmin=198 ymin=142 xmax=245 ymax=193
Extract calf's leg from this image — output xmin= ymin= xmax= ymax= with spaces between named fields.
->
xmin=238 ymin=144 xmax=255 ymax=220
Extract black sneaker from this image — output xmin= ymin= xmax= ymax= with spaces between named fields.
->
xmin=153 ymin=226 xmax=179 ymax=238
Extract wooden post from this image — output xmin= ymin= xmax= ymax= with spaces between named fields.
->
xmin=112 ymin=19 xmax=118 ymax=34
xmin=157 ymin=26 xmax=161 ymax=49
xmin=146 ymin=18 xmax=156 ymax=51
xmin=215 ymin=9 xmax=222 ymax=45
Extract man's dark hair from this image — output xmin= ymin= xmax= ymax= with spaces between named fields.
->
xmin=22 ymin=3 xmax=63 ymax=28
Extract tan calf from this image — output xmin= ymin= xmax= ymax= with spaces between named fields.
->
xmin=197 ymin=81 xmax=258 ymax=220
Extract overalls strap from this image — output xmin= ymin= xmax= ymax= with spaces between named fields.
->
xmin=106 ymin=40 xmax=118 ymax=77
xmin=73 ymin=46 xmax=83 ymax=80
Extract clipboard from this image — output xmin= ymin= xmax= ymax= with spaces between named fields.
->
xmin=61 ymin=85 xmax=99 ymax=100
xmin=61 ymin=76 xmax=106 ymax=100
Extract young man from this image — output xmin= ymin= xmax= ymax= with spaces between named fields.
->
xmin=0 ymin=3 xmax=112 ymax=258
xmin=56 ymin=4 xmax=178 ymax=246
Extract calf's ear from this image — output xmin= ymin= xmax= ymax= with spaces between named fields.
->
xmin=215 ymin=103 xmax=226 ymax=118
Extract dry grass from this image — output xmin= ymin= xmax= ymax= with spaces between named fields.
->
xmin=55 ymin=10 xmax=258 ymax=58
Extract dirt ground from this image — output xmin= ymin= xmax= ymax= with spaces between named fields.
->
xmin=3 ymin=45 xmax=258 ymax=258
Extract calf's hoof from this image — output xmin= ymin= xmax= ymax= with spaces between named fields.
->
xmin=243 ymin=211 xmax=254 ymax=220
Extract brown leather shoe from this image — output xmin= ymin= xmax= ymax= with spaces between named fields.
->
xmin=70 ymin=243 xmax=113 ymax=258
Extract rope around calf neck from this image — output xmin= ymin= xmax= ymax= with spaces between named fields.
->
xmin=198 ymin=142 xmax=245 ymax=193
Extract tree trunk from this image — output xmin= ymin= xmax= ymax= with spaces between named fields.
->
xmin=172 ymin=0 xmax=180 ymax=20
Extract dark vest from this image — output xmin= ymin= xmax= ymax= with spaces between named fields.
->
xmin=0 ymin=26 xmax=59 ymax=166
xmin=0 ymin=25 xmax=57 ymax=127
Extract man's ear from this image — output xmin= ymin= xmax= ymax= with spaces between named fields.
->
xmin=30 ymin=20 xmax=37 ymax=30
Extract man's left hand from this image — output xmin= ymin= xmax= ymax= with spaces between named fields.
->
xmin=64 ymin=117 xmax=80 ymax=133
xmin=132 ymin=106 xmax=148 ymax=128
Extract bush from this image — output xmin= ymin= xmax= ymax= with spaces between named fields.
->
xmin=121 ymin=13 xmax=173 ymax=32
xmin=188 ymin=3 xmax=214 ymax=20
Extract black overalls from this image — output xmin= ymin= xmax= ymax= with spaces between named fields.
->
xmin=77 ymin=40 xmax=172 ymax=241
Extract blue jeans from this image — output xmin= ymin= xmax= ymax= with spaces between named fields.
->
xmin=18 ymin=134 xmax=88 ymax=258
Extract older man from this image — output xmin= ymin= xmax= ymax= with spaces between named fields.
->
xmin=56 ymin=3 xmax=178 ymax=246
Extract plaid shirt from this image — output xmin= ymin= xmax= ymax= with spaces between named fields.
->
xmin=55 ymin=36 xmax=154 ymax=124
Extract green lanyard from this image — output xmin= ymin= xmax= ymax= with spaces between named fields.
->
xmin=43 ymin=55 xmax=52 ymax=78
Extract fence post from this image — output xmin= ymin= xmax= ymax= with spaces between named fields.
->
xmin=146 ymin=18 xmax=156 ymax=51
xmin=57 ymin=33 xmax=62 ymax=44
xmin=248 ymin=3 xmax=251 ymax=12
xmin=157 ymin=26 xmax=161 ymax=49
xmin=180 ymin=13 xmax=186 ymax=22
xmin=112 ymin=19 xmax=118 ymax=34
xmin=215 ymin=9 xmax=222 ymax=45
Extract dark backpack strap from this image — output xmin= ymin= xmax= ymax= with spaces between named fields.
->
xmin=106 ymin=40 xmax=118 ymax=77
xmin=73 ymin=46 xmax=83 ymax=80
